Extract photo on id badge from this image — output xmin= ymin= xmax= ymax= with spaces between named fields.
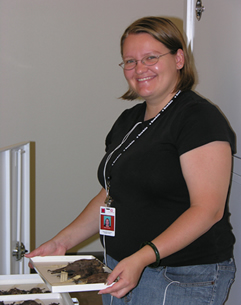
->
xmin=100 ymin=206 xmax=115 ymax=236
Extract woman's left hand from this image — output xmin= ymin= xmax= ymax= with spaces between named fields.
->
xmin=99 ymin=254 xmax=146 ymax=299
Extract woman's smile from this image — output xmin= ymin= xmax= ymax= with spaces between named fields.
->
xmin=137 ymin=76 xmax=156 ymax=82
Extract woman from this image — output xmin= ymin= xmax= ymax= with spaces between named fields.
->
xmin=26 ymin=17 xmax=236 ymax=304
xmin=104 ymin=217 xmax=111 ymax=229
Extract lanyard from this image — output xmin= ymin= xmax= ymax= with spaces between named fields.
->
xmin=103 ymin=90 xmax=181 ymax=204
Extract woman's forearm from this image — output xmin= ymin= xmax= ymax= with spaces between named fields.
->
xmin=152 ymin=203 xmax=223 ymax=263
xmin=25 ymin=188 xmax=106 ymax=258
xmin=53 ymin=188 xmax=106 ymax=251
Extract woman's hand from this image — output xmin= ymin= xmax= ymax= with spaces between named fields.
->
xmin=25 ymin=239 xmax=67 ymax=268
xmin=25 ymin=240 xmax=66 ymax=258
xmin=99 ymin=247 xmax=155 ymax=299
xmin=99 ymin=256 xmax=144 ymax=298
xmin=25 ymin=188 xmax=106 ymax=267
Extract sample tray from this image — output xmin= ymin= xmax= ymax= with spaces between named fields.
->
xmin=0 ymin=274 xmax=49 ymax=293
xmin=0 ymin=292 xmax=73 ymax=305
xmin=0 ymin=274 xmax=73 ymax=305
xmin=30 ymin=255 xmax=112 ymax=293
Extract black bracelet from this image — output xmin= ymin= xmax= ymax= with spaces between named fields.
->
xmin=140 ymin=241 xmax=161 ymax=268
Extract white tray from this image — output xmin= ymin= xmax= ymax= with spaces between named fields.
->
xmin=0 ymin=274 xmax=49 ymax=291
xmin=0 ymin=292 xmax=73 ymax=305
xmin=29 ymin=255 xmax=113 ymax=293
xmin=0 ymin=274 xmax=73 ymax=305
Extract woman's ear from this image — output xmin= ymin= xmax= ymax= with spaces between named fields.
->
xmin=176 ymin=49 xmax=184 ymax=70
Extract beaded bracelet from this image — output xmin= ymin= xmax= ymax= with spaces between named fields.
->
xmin=140 ymin=241 xmax=161 ymax=268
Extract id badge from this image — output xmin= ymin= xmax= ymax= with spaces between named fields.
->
xmin=99 ymin=206 xmax=116 ymax=237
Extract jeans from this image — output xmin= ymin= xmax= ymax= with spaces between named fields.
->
xmin=102 ymin=255 xmax=236 ymax=305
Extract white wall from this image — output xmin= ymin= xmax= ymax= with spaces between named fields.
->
xmin=0 ymin=0 xmax=184 ymax=252
xmin=193 ymin=0 xmax=241 ymax=156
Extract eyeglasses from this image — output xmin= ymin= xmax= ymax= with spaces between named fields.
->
xmin=119 ymin=51 xmax=172 ymax=70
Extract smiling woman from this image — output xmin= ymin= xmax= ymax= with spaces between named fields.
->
xmin=119 ymin=16 xmax=195 ymax=102
xmin=121 ymin=33 xmax=184 ymax=120
xmin=97 ymin=17 xmax=236 ymax=304
xmin=26 ymin=16 xmax=236 ymax=305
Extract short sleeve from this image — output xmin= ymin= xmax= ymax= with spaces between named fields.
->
xmin=175 ymin=102 xmax=236 ymax=156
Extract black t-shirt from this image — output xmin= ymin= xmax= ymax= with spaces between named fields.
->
xmin=97 ymin=90 xmax=236 ymax=266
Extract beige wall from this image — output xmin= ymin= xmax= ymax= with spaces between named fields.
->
xmin=0 ymin=0 xmax=184 ymax=252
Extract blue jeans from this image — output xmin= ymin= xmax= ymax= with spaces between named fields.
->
xmin=102 ymin=255 xmax=236 ymax=305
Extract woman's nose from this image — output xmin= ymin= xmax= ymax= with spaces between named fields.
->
xmin=135 ymin=61 xmax=148 ymax=74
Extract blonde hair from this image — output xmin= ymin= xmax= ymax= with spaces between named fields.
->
xmin=120 ymin=16 xmax=195 ymax=100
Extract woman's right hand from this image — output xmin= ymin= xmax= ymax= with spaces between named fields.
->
xmin=25 ymin=188 xmax=106 ymax=268
xmin=25 ymin=239 xmax=67 ymax=268
xmin=25 ymin=239 xmax=67 ymax=258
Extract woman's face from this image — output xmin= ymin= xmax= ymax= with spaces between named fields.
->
xmin=122 ymin=33 xmax=184 ymax=104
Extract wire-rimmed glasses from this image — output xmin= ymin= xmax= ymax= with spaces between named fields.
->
xmin=119 ymin=51 xmax=172 ymax=70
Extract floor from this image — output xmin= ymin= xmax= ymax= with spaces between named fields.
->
xmin=70 ymin=291 xmax=103 ymax=305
